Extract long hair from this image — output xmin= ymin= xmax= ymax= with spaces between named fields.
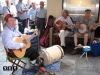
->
xmin=63 ymin=9 xmax=69 ymax=16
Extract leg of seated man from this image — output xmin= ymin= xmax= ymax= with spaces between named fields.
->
xmin=84 ymin=33 xmax=88 ymax=46
xmin=59 ymin=30 xmax=71 ymax=49
xmin=72 ymin=32 xmax=82 ymax=55
xmin=74 ymin=33 xmax=78 ymax=47
xmin=74 ymin=32 xmax=82 ymax=47
xmin=24 ymin=46 xmax=39 ymax=61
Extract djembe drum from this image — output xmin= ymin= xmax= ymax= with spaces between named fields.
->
xmin=39 ymin=45 xmax=64 ymax=66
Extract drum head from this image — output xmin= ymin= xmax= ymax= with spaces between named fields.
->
xmin=39 ymin=49 xmax=49 ymax=66
xmin=78 ymin=24 xmax=87 ymax=34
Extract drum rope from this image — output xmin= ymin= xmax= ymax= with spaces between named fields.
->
xmin=44 ymin=48 xmax=51 ymax=64
xmin=57 ymin=46 xmax=64 ymax=58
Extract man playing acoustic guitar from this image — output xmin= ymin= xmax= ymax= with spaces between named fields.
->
xmin=71 ymin=9 xmax=95 ymax=55
xmin=2 ymin=14 xmax=39 ymax=64
xmin=54 ymin=10 xmax=74 ymax=49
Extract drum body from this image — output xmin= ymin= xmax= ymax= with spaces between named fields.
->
xmin=39 ymin=45 xmax=64 ymax=66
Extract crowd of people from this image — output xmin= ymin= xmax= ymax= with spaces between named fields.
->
xmin=0 ymin=0 xmax=96 ymax=65
xmin=0 ymin=0 xmax=47 ymax=37
xmin=0 ymin=0 xmax=47 ymax=64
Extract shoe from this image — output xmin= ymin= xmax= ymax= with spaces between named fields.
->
xmin=74 ymin=46 xmax=78 ymax=49
xmin=61 ymin=46 xmax=66 ymax=50
xmin=71 ymin=50 xmax=79 ymax=55
xmin=71 ymin=46 xmax=78 ymax=55
xmin=30 ymin=60 xmax=36 ymax=65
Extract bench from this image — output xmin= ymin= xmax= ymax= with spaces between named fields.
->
xmin=49 ymin=27 xmax=95 ymax=46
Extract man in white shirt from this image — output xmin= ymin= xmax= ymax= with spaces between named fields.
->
xmin=54 ymin=10 xmax=74 ymax=49
xmin=3 ymin=0 xmax=17 ymax=17
xmin=16 ymin=0 xmax=28 ymax=33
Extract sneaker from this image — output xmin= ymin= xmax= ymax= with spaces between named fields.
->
xmin=74 ymin=46 xmax=78 ymax=49
xmin=71 ymin=50 xmax=79 ymax=55
xmin=30 ymin=60 xmax=36 ymax=65
xmin=71 ymin=46 xmax=78 ymax=55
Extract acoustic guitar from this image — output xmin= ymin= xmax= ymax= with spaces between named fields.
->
xmin=54 ymin=20 xmax=72 ymax=32
xmin=12 ymin=32 xmax=37 ymax=58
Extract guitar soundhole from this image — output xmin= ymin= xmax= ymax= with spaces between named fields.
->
xmin=23 ymin=39 xmax=27 ymax=44
xmin=19 ymin=49 xmax=22 ymax=52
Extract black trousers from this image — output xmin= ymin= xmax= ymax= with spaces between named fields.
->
xmin=8 ymin=46 xmax=39 ymax=61
xmin=24 ymin=46 xmax=39 ymax=61
xmin=36 ymin=18 xmax=45 ymax=38
xmin=29 ymin=20 xmax=35 ymax=29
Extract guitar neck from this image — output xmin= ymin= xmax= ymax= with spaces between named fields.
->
xmin=24 ymin=33 xmax=36 ymax=44
xmin=74 ymin=24 xmax=80 ymax=28
xmin=67 ymin=24 xmax=75 ymax=27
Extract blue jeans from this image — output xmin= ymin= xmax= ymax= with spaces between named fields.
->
xmin=18 ymin=19 xmax=27 ymax=33
xmin=72 ymin=28 xmax=77 ymax=34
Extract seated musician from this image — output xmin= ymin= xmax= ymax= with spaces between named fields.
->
xmin=1 ymin=14 xmax=39 ymax=64
xmin=71 ymin=9 xmax=95 ymax=55
xmin=54 ymin=10 xmax=74 ymax=49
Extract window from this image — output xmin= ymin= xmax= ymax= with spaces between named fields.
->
xmin=62 ymin=0 xmax=100 ymax=23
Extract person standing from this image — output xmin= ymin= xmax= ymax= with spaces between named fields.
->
xmin=3 ymin=0 xmax=17 ymax=17
xmin=0 ymin=1 xmax=6 ymax=25
xmin=16 ymin=0 xmax=28 ymax=33
xmin=35 ymin=1 xmax=47 ymax=38
xmin=28 ymin=2 xmax=37 ymax=29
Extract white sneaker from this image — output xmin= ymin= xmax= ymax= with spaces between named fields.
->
xmin=30 ymin=60 xmax=36 ymax=64
xmin=74 ymin=46 xmax=78 ymax=49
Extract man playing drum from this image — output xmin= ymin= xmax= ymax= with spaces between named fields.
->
xmin=71 ymin=9 xmax=95 ymax=55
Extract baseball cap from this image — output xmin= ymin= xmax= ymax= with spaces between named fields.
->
xmin=5 ymin=14 xmax=18 ymax=21
xmin=85 ymin=9 xmax=91 ymax=13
